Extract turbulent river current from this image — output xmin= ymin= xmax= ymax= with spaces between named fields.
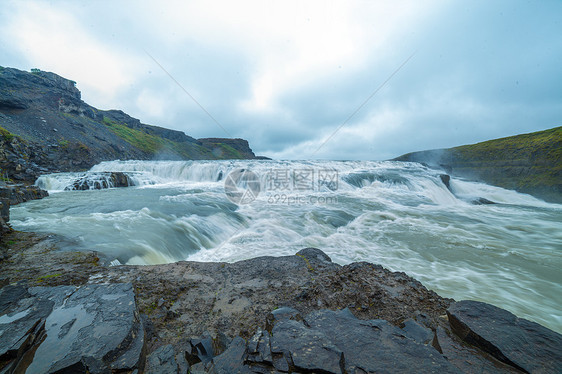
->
xmin=10 ymin=160 xmax=562 ymax=333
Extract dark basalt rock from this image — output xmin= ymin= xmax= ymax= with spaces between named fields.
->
xmin=0 ymin=185 xmax=48 ymax=238
xmin=2 ymin=248 xmax=561 ymax=373
xmin=471 ymin=197 xmax=497 ymax=205
xmin=296 ymin=246 xmax=334 ymax=263
xmin=209 ymin=337 xmax=248 ymax=374
xmin=270 ymin=318 xmax=344 ymax=373
xmin=0 ymin=283 xmax=146 ymax=373
xmin=440 ymin=174 xmax=452 ymax=191
xmin=145 ymin=344 xmax=188 ymax=374
xmin=447 ymin=300 xmax=562 ymax=373
xmin=66 ymin=171 xmax=133 ymax=190
xmin=400 ymin=318 xmax=435 ymax=345
xmin=190 ymin=307 xmax=456 ymax=373
xmin=433 ymin=324 xmax=521 ymax=373
xmin=3 ymin=185 xmax=49 ymax=206
xmin=304 ymin=308 xmax=457 ymax=373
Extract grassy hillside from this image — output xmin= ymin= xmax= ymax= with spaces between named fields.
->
xmin=394 ymin=126 xmax=562 ymax=203
xmin=0 ymin=67 xmax=259 ymax=183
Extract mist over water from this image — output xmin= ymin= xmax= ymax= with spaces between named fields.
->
xmin=11 ymin=160 xmax=562 ymax=333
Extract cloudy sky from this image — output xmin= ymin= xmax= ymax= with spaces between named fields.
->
xmin=1 ymin=1 xmax=561 ymax=160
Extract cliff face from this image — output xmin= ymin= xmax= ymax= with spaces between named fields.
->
xmin=393 ymin=127 xmax=562 ymax=203
xmin=0 ymin=67 xmax=259 ymax=183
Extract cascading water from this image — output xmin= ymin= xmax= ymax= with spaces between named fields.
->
xmin=10 ymin=160 xmax=562 ymax=333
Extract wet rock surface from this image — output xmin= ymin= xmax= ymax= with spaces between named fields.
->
xmin=1 ymin=243 xmax=561 ymax=373
xmin=0 ymin=185 xmax=48 ymax=206
xmin=447 ymin=300 xmax=562 ymax=373
xmin=0 ymin=283 xmax=145 ymax=373
xmin=0 ymin=184 xmax=48 ymax=241
xmin=66 ymin=171 xmax=134 ymax=190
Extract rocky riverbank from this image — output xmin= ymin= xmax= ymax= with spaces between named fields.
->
xmin=1 ymin=233 xmax=560 ymax=373
xmin=0 ymin=184 xmax=48 ymax=239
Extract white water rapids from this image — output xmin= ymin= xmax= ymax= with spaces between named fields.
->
xmin=10 ymin=160 xmax=562 ymax=333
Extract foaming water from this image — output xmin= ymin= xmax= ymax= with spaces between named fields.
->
xmin=11 ymin=160 xmax=562 ymax=333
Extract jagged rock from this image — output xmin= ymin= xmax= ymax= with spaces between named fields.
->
xmin=66 ymin=171 xmax=133 ymax=190
xmin=304 ymin=308 xmax=457 ymax=373
xmin=185 ymin=331 xmax=232 ymax=369
xmin=296 ymin=246 xmax=334 ymax=264
xmin=0 ymin=200 xmax=9 ymax=224
xmin=201 ymin=307 xmax=457 ymax=373
xmin=145 ymin=344 xmax=187 ymax=374
xmin=265 ymin=306 xmax=303 ymax=333
xmin=3 ymin=185 xmax=49 ymax=205
xmin=472 ymin=197 xmax=497 ymax=205
xmin=246 ymin=328 xmax=273 ymax=366
xmin=0 ymin=283 xmax=145 ymax=373
xmin=440 ymin=174 xmax=451 ymax=190
xmin=270 ymin=318 xmax=343 ymax=373
xmin=209 ymin=337 xmax=248 ymax=373
xmin=447 ymin=300 xmax=562 ymax=373
xmin=400 ymin=318 xmax=435 ymax=345
xmin=433 ymin=324 xmax=521 ymax=373
xmin=0 ymin=185 xmax=47 ymax=238
xmin=4 ymin=247 xmax=560 ymax=373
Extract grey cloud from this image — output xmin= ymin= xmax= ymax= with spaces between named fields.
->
xmin=1 ymin=0 xmax=560 ymax=160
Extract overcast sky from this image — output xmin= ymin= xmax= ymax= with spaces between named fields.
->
xmin=1 ymin=1 xmax=561 ymax=160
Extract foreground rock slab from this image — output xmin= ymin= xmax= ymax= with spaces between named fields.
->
xmin=0 ymin=283 xmax=145 ymax=373
xmin=2 ymin=245 xmax=561 ymax=373
xmin=447 ymin=300 xmax=562 ymax=374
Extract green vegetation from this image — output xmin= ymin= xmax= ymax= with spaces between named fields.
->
xmin=453 ymin=127 xmax=561 ymax=163
xmin=451 ymin=126 xmax=561 ymax=188
xmin=103 ymin=116 xmax=166 ymax=153
xmin=395 ymin=126 xmax=561 ymax=202
xmin=30 ymin=68 xmax=41 ymax=74
xmin=58 ymin=139 xmax=70 ymax=148
xmin=296 ymin=253 xmax=316 ymax=274
xmin=37 ymin=273 xmax=62 ymax=282
xmin=202 ymin=142 xmax=245 ymax=159
xmin=0 ymin=126 xmax=15 ymax=142
xmin=77 ymin=142 xmax=90 ymax=152
xmin=439 ymin=126 xmax=562 ymax=202
xmin=0 ymin=172 xmax=13 ymax=183
xmin=217 ymin=144 xmax=244 ymax=159
xmin=102 ymin=116 xmax=212 ymax=159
